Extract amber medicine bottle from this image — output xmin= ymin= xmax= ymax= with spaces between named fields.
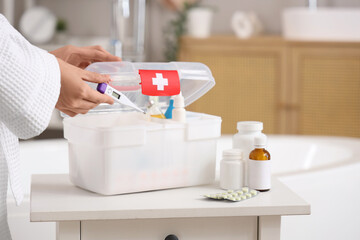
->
xmin=248 ymin=134 xmax=271 ymax=191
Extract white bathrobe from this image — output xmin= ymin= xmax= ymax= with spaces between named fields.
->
xmin=0 ymin=15 xmax=61 ymax=239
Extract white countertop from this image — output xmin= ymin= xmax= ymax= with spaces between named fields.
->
xmin=30 ymin=174 xmax=310 ymax=222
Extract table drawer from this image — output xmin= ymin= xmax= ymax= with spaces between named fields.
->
xmin=81 ymin=217 xmax=257 ymax=240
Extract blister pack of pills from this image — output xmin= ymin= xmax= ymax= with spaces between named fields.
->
xmin=204 ymin=187 xmax=259 ymax=202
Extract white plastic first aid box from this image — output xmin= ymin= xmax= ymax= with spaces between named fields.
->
xmin=63 ymin=62 xmax=222 ymax=195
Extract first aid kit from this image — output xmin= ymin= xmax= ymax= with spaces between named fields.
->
xmin=63 ymin=61 xmax=222 ymax=195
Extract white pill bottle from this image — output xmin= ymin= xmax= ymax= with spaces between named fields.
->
xmin=220 ymin=149 xmax=244 ymax=190
xmin=232 ymin=121 xmax=263 ymax=186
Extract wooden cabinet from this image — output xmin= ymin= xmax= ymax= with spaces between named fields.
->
xmin=179 ymin=36 xmax=360 ymax=136
xmin=288 ymin=45 xmax=360 ymax=137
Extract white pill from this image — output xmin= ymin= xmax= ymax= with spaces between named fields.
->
xmin=241 ymin=195 xmax=247 ymax=200
xmin=250 ymin=190 xmax=258 ymax=196
xmin=242 ymin=187 xmax=249 ymax=193
xmin=245 ymin=193 xmax=252 ymax=198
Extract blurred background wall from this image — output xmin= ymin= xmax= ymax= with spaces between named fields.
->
xmin=2 ymin=0 xmax=360 ymax=62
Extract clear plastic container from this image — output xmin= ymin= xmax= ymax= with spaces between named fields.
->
xmin=85 ymin=61 xmax=215 ymax=113
xmin=63 ymin=61 xmax=221 ymax=195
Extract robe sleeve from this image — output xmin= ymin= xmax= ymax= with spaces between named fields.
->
xmin=0 ymin=14 xmax=61 ymax=139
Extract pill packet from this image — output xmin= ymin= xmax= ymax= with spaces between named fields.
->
xmin=204 ymin=187 xmax=259 ymax=202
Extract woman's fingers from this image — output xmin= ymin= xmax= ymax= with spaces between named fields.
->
xmin=62 ymin=99 xmax=96 ymax=114
xmin=84 ymin=87 xmax=114 ymax=105
xmin=78 ymin=61 xmax=92 ymax=69
xmin=80 ymin=70 xmax=114 ymax=105
xmin=88 ymin=45 xmax=121 ymax=57
xmin=55 ymin=59 xmax=114 ymax=117
xmin=75 ymin=99 xmax=100 ymax=110
xmin=79 ymin=46 xmax=121 ymax=62
xmin=82 ymin=69 xmax=111 ymax=83
xmin=62 ymin=99 xmax=100 ymax=115
xmin=50 ymin=45 xmax=121 ymax=69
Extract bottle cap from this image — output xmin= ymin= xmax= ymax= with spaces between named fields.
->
xmin=173 ymin=92 xmax=185 ymax=108
xmin=254 ymin=134 xmax=267 ymax=148
xmin=222 ymin=149 xmax=243 ymax=159
xmin=237 ymin=121 xmax=263 ymax=132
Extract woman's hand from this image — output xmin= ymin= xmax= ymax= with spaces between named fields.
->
xmin=50 ymin=45 xmax=121 ymax=69
xmin=55 ymin=58 xmax=114 ymax=117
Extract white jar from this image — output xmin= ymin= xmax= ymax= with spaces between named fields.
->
xmin=220 ymin=149 xmax=244 ymax=190
xmin=187 ymin=7 xmax=213 ymax=38
xmin=232 ymin=121 xmax=263 ymax=186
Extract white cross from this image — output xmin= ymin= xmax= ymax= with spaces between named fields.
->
xmin=152 ymin=73 xmax=168 ymax=91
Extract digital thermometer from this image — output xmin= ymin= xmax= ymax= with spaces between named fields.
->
xmin=97 ymin=83 xmax=145 ymax=114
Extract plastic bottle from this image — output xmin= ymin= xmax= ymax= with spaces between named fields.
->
xmin=172 ymin=92 xmax=186 ymax=123
xmin=220 ymin=149 xmax=244 ymax=190
xmin=232 ymin=121 xmax=263 ymax=186
xmin=248 ymin=134 xmax=271 ymax=191
xmin=164 ymin=99 xmax=174 ymax=119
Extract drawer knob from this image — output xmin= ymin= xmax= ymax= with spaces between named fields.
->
xmin=165 ymin=234 xmax=178 ymax=240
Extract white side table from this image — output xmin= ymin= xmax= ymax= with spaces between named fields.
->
xmin=30 ymin=174 xmax=310 ymax=240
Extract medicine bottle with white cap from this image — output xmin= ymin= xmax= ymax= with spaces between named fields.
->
xmin=248 ymin=134 xmax=271 ymax=192
xmin=233 ymin=121 xmax=263 ymax=185
xmin=220 ymin=149 xmax=244 ymax=190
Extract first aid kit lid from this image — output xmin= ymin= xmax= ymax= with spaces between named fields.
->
xmin=85 ymin=61 xmax=215 ymax=113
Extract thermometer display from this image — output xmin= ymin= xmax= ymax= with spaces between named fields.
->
xmin=112 ymin=91 xmax=121 ymax=99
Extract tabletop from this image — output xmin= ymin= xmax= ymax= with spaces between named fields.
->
xmin=30 ymin=174 xmax=310 ymax=222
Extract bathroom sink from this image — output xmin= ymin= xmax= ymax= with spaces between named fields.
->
xmin=282 ymin=7 xmax=360 ymax=41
